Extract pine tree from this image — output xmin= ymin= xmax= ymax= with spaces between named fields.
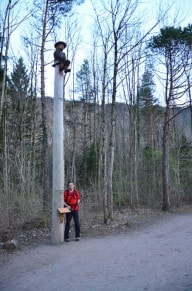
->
xmin=149 ymin=26 xmax=192 ymax=211
xmin=6 ymin=57 xmax=39 ymax=223
xmin=8 ymin=57 xmax=30 ymax=146
xmin=139 ymin=64 xmax=157 ymax=109
xmin=76 ymin=59 xmax=94 ymax=187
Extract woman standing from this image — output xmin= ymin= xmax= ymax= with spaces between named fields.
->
xmin=64 ymin=182 xmax=80 ymax=242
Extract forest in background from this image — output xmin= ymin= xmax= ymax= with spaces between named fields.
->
xmin=0 ymin=0 xmax=192 ymax=230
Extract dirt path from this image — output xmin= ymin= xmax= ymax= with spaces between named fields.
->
xmin=0 ymin=213 xmax=192 ymax=291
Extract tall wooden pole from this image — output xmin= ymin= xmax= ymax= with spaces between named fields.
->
xmin=51 ymin=62 xmax=64 ymax=244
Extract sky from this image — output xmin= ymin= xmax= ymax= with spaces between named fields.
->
xmin=49 ymin=0 xmax=192 ymax=99
xmin=4 ymin=0 xmax=192 ymax=99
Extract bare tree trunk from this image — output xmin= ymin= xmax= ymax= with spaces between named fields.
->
xmin=92 ymin=19 xmax=109 ymax=221
xmin=162 ymin=59 xmax=173 ymax=211
xmin=40 ymin=0 xmax=50 ymax=211
xmin=30 ymin=63 xmax=38 ymax=198
xmin=128 ymin=57 xmax=140 ymax=209
xmin=3 ymin=116 xmax=9 ymax=226
xmin=1 ymin=1 xmax=11 ymax=226
xmin=82 ymin=102 xmax=88 ymax=189
xmin=129 ymin=109 xmax=138 ymax=208
xmin=71 ymin=106 xmax=77 ymax=184
xmin=100 ymin=54 xmax=107 ymax=222
xmin=162 ymin=106 xmax=170 ymax=211
xmin=0 ymin=0 xmax=11 ymax=124
xmin=107 ymin=35 xmax=118 ymax=220
xmin=133 ymin=115 xmax=139 ymax=207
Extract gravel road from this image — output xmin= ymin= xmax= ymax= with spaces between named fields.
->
xmin=0 ymin=213 xmax=192 ymax=291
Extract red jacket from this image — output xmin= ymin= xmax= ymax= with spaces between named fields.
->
xmin=64 ymin=189 xmax=80 ymax=211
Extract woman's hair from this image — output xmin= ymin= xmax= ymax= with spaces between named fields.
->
xmin=68 ymin=182 xmax=75 ymax=186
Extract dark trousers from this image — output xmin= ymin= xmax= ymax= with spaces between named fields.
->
xmin=64 ymin=210 xmax=80 ymax=239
